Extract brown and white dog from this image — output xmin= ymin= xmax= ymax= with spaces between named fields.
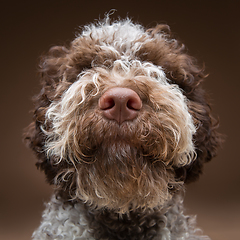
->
xmin=25 ymin=18 xmax=221 ymax=239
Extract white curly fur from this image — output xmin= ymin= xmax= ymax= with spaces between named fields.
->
xmin=80 ymin=19 xmax=147 ymax=59
xmin=32 ymin=196 xmax=93 ymax=240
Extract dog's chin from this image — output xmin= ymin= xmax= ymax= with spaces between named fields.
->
xmin=68 ymin=139 xmax=182 ymax=213
xmin=75 ymin=171 xmax=179 ymax=214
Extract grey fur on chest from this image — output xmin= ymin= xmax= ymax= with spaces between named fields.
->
xmin=32 ymin=195 xmax=209 ymax=240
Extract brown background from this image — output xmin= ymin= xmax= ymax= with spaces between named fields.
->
xmin=0 ymin=1 xmax=239 ymax=239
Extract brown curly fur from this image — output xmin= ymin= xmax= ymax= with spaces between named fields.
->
xmin=25 ymin=23 xmax=220 ymax=183
xmin=24 ymin=18 xmax=222 ymax=239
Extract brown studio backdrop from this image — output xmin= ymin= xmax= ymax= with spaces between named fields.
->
xmin=0 ymin=1 xmax=239 ymax=240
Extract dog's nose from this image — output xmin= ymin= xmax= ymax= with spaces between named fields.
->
xmin=98 ymin=87 xmax=142 ymax=124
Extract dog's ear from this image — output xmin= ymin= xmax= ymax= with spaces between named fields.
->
xmin=23 ymin=46 xmax=72 ymax=184
xmin=175 ymin=87 xmax=222 ymax=183
xmin=23 ymin=35 xmax=110 ymax=184
xmin=162 ymin=55 xmax=222 ymax=183
xmin=160 ymin=42 xmax=222 ymax=183
xmin=137 ymin=24 xmax=222 ymax=183
xmin=161 ymin=45 xmax=222 ymax=183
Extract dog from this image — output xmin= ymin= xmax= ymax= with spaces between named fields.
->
xmin=24 ymin=18 xmax=221 ymax=239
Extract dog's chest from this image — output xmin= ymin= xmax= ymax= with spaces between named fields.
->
xmin=32 ymin=195 xmax=208 ymax=240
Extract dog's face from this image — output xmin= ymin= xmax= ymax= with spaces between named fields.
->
xmin=25 ymin=19 xmax=221 ymax=213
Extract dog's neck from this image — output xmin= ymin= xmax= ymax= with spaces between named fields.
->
xmin=85 ymin=204 xmax=168 ymax=240
xmin=56 ymin=190 xmax=190 ymax=240
xmin=33 ymin=192 xmax=204 ymax=240
xmin=79 ymin=192 xmax=189 ymax=240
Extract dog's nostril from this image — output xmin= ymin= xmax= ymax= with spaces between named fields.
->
xmin=127 ymin=99 xmax=139 ymax=110
xmin=98 ymin=87 xmax=142 ymax=124
xmin=103 ymin=98 xmax=115 ymax=110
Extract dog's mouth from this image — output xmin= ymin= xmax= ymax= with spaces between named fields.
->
xmin=77 ymin=116 xmax=163 ymax=162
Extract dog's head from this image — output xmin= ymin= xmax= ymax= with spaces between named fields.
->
xmin=25 ymin=19 xmax=221 ymax=213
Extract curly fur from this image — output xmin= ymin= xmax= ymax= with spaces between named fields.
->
xmin=24 ymin=18 xmax=221 ymax=239
xmin=32 ymin=194 xmax=209 ymax=240
xmin=42 ymin=60 xmax=196 ymax=212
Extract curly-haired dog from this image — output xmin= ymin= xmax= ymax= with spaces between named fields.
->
xmin=25 ymin=18 xmax=221 ymax=239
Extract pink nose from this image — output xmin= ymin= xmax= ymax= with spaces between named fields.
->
xmin=98 ymin=87 xmax=142 ymax=124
